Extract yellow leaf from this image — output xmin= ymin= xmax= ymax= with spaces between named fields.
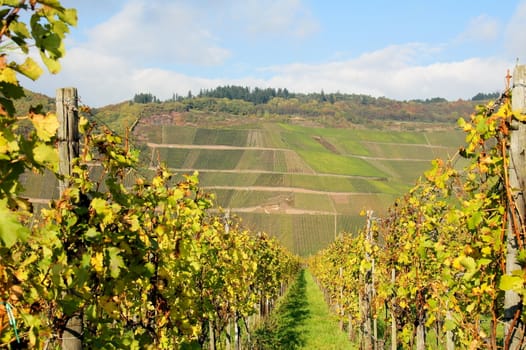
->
xmin=31 ymin=112 xmax=59 ymax=141
xmin=91 ymin=252 xmax=104 ymax=273
xmin=452 ymin=256 xmax=464 ymax=271
xmin=0 ymin=66 xmax=18 ymax=84
xmin=513 ymin=110 xmax=526 ymax=122
xmin=481 ymin=246 xmax=492 ymax=256
xmin=12 ymin=57 xmax=43 ymax=81
xmin=99 ymin=295 xmax=120 ymax=319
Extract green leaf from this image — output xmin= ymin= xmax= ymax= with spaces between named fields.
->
xmin=0 ymin=198 xmax=29 ymax=247
xmin=38 ymin=0 xmax=63 ymax=9
xmin=85 ymin=227 xmax=100 ymax=239
xmin=9 ymin=20 xmax=30 ymax=36
xmin=0 ymin=66 xmax=18 ymax=84
xmin=40 ymin=51 xmax=61 ymax=74
xmin=466 ymin=302 xmax=477 ymax=313
xmin=33 ymin=142 xmax=59 ymax=170
xmin=144 ymin=262 xmax=156 ymax=277
xmin=478 ymin=258 xmax=492 ymax=267
xmin=444 ymin=318 xmax=456 ymax=332
xmin=90 ymin=197 xmax=108 ymax=215
xmin=467 ymin=211 xmax=482 ymax=230
xmin=106 ymin=247 xmax=125 ymax=278
xmin=517 ymin=249 xmax=526 ymax=266
xmin=59 ymin=8 xmax=78 ymax=26
xmin=460 ymin=256 xmax=476 ymax=272
xmin=0 ymin=82 xmax=25 ymax=101
xmin=499 ymin=275 xmax=524 ymax=292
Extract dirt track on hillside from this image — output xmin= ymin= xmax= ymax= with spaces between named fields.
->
xmin=202 ymin=185 xmax=372 ymax=196
xmin=147 ymin=142 xmax=445 ymax=162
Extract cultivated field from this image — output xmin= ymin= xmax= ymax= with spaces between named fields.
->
xmin=133 ymin=122 xmax=465 ymax=255
xmin=21 ymin=118 xmax=465 ymax=256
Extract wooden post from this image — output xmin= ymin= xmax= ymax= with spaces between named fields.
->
xmin=416 ymin=322 xmax=425 ymax=350
xmin=57 ymin=88 xmax=80 ymax=194
xmin=391 ymin=268 xmax=397 ymax=350
xmin=56 ymin=87 xmax=81 ymax=350
xmin=334 ymin=213 xmax=337 ymax=240
xmin=209 ymin=320 xmax=216 ymax=350
xmin=361 ymin=210 xmax=374 ymax=350
xmin=348 ymin=314 xmax=354 ymax=341
xmin=372 ymin=260 xmax=378 ymax=350
xmin=226 ymin=319 xmax=232 ymax=350
xmin=505 ymin=65 xmax=526 ymax=349
xmin=339 ymin=267 xmax=344 ymax=331
xmin=235 ymin=314 xmax=240 ymax=350
xmin=446 ymin=307 xmax=454 ymax=350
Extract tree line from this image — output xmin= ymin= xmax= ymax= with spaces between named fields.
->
xmin=134 ymin=86 xmax=498 ymax=106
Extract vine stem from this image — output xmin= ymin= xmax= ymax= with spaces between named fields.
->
xmin=0 ymin=5 xmax=21 ymax=40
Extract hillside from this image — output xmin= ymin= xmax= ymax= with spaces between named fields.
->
xmin=21 ymin=92 xmax=475 ymax=256
xmin=93 ymin=93 xmax=478 ymax=134
xmin=130 ymin=116 xmax=464 ymax=256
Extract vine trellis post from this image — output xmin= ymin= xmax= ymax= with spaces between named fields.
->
xmin=57 ymin=87 xmax=80 ymax=194
xmin=56 ymin=87 xmax=82 ymax=350
xmin=362 ymin=210 xmax=375 ymax=350
xmin=505 ymin=65 xmax=526 ymax=349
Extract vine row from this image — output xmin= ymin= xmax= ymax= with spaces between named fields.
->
xmin=309 ymin=90 xmax=526 ymax=349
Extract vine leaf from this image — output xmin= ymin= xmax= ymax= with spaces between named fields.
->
xmin=30 ymin=112 xmax=58 ymax=141
xmin=0 ymin=198 xmax=29 ymax=247
xmin=499 ymin=274 xmax=524 ymax=292
xmin=33 ymin=142 xmax=59 ymax=170
xmin=11 ymin=57 xmax=43 ymax=81
xmin=107 ymin=247 xmax=124 ymax=278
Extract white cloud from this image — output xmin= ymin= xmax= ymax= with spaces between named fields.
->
xmin=261 ymin=45 xmax=509 ymax=100
xmin=457 ymin=14 xmax=500 ymax=44
xmin=23 ymin=0 xmax=512 ymax=107
xmin=232 ymin=0 xmax=319 ymax=38
xmin=505 ymin=0 xmax=526 ymax=62
xmin=25 ymin=42 xmax=509 ymax=107
xmin=85 ymin=0 xmax=230 ymax=66
xmin=76 ymin=0 xmax=318 ymax=69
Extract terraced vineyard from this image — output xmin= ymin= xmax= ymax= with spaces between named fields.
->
xmin=133 ymin=120 xmax=464 ymax=255
xmin=21 ymin=117 xmax=463 ymax=256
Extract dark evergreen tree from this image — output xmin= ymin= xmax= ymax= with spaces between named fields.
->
xmin=133 ymin=92 xmax=158 ymax=104
xmin=471 ymin=92 xmax=500 ymax=101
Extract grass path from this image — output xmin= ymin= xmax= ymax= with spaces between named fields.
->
xmin=254 ymin=269 xmax=355 ymax=349
xmin=298 ymin=270 xmax=356 ymax=349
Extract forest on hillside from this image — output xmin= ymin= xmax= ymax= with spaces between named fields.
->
xmin=18 ymin=86 xmax=491 ymax=135
xmin=85 ymin=85 xmax=491 ymax=134
xmin=130 ymin=85 xmax=484 ymax=124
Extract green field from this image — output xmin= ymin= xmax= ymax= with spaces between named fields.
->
xmin=23 ymin=119 xmax=465 ymax=256
xmin=139 ymin=123 xmax=466 ymax=255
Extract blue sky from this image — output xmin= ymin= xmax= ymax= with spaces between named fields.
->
xmin=23 ymin=0 xmax=526 ymax=106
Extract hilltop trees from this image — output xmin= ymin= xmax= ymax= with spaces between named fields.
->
xmin=133 ymin=92 xmax=160 ymax=104
xmin=471 ymin=91 xmax=500 ymax=101
xmin=198 ymin=85 xmax=292 ymax=104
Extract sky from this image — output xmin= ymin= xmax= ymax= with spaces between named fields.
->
xmin=21 ymin=0 xmax=526 ymax=107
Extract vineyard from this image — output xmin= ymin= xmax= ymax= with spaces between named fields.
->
xmin=309 ymin=71 xmax=526 ymax=348
xmin=130 ymin=122 xmax=462 ymax=256
xmin=16 ymin=118 xmax=461 ymax=257
xmin=0 ymin=2 xmax=302 ymax=349
xmin=3 ymin=2 xmax=526 ymax=350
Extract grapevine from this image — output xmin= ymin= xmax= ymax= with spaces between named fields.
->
xmin=0 ymin=2 xmax=301 ymax=348
xmin=309 ymin=90 xmax=521 ymax=349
